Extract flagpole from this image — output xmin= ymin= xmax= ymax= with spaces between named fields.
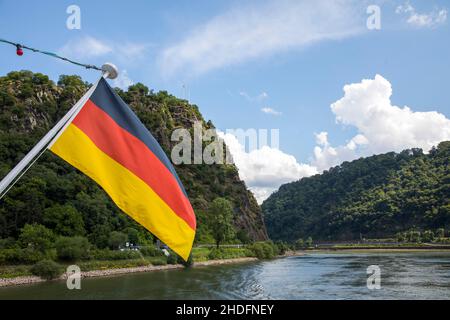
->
xmin=0 ymin=63 xmax=119 ymax=199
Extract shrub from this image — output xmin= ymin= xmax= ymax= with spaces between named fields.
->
xmin=140 ymin=246 xmax=164 ymax=257
xmin=30 ymin=260 xmax=63 ymax=280
xmin=206 ymin=248 xmax=249 ymax=260
xmin=436 ymin=228 xmax=445 ymax=238
xmin=295 ymin=239 xmax=305 ymax=249
xmin=422 ymin=230 xmax=435 ymax=243
xmin=207 ymin=248 xmax=224 ymax=260
xmin=0 ymin=248 xmax=56 ymax=265
xmin=408 ymin=231 xmax=422 ymax=243
xmin=0 ymin=237 xmax=15 ymax=249
xmin=435 ymin=237 xmax=450 ymax=244
xmin=55 ymin=236 xmax=90 ymax=261
xmin=274 ymin=241 xmax=290 ymax=255
xmin=396 ymin=232 xmax=406 ymax=242
xmin=89 ymin=249 xmax=141 ymax=261
xmin=167 ymin=251 xmax=178 ymax=265
xmin=148 ymin=256 xmax=167 ymax=266
xmin=247 ymin=242 xmax=276 ymax=259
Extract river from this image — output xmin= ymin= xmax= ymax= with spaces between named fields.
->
xmin=1 ymin=252 xmax=450 ymax=299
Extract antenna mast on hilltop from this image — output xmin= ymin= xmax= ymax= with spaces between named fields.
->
xmin=182 ymin=83 xmax=190 ymax=103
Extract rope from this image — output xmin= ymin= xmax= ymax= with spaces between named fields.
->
xmin=0 ymin=38 xmax=103 ymax=199
xmin=0 ymin=38 xmax=102 ymax=71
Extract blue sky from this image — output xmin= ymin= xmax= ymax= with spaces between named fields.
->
xmin=1 ymin=0 xmax=449 ymax=201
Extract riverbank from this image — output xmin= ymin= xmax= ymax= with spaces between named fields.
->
xmin=309 ymin=248 xmax=450 ymax=254
xmin=309 ymin=244 xmax=450 ymax=251
xmin=0 ymin=257 xmax=259 ymax=288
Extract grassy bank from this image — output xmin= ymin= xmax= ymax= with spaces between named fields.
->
xmin=0 ymin=257 xmax=166 ymax=279
xmin=0 ymin=243 xmax=285 ymax=280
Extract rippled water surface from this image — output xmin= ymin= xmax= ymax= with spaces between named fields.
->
xmin=1 ymin=252 xmax=450 ymax=299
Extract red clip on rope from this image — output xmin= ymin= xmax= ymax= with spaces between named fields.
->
xmin=16 ymin=45 xmax=23 ymax=56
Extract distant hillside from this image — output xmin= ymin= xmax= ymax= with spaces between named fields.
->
xmin=262 ymin=143 xmax=450 ymax=241
xmin=0 ymin=71 xmax=267 ymax=246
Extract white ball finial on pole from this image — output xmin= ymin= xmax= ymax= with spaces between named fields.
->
xmin=102 ymin=63 xmax=119 ymax=79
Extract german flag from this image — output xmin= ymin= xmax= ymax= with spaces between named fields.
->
xmin=48 ymin=78 xmax=196 ymax=260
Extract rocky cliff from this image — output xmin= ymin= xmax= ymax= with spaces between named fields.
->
xmin=0 ymin=71 xmax=268 ymax=243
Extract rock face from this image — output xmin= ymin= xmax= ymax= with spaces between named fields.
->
xmin=0 ymin=71 xmax=268 ymax=242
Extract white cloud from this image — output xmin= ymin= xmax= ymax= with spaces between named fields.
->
xmin=258 ymin=92 xmax=269 ymax=100
xmin=315 ymin=131 xmax=329 ymax=146
xmin=396 ymin=1 xmax=447 ymax=28
xmin=116 ymin=42 xmax=148 ymax=62
xmin=112 ymin=69 xmax=134 ymax=90
xmin=312 ymin=74 xmax=450 ymax=170
xmin=59 ymin=36 xmax=148 ymax=63
xmin=261 ymin=107 xmax=282 ymax=116
xmin=159 ymin=0 xmax=364 ymax=76
xmin=59 ymin=36 xmax=112 ymax=59
xmin=218 ymin=132 xmax=317 ymax=203
xmin=239 ymin=91 xmax=269 ymax=102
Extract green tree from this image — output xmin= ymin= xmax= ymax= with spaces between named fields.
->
xmin=236 ymin=229 xmax=251 ymax=244
xmin=274 ymin=241 xmax=289 ymax=255
xmin=88 ymin=224 xmax=111 ymax=249
xmin=396 ymin=232 xmax=406 ymax=242
xmin=422 ymin=230 xmax=434 ymax=243
xmin=43 ymin=204 xmax=85 ymax=236
xmin=409 ymin=231 xmax=421 ymax=243
xmin=436 ymin=228 xmax=445 ymax=238
xmin=209 ymin=198 xmax=235 ymax=248
xmin=295 ymin=239 xmax=305 ymax=249
xmin=137 ymin=228 xmax=154 ymax=246
xmin=18 ymin=224 xmax=55 ymax=253
xmin=55 ymin=236 xmax=90 ymax=261
xmin=108 ymin=231 xmax=128 ymax=250
xmin=124 ymin=227 xmax=139 ymax=245
xmin=305 ymin=237 xmax=313 ymax=248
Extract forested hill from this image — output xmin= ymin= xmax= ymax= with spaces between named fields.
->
xmin=262 ymin=143 xmax=450 ymax=241
xmin=0 ymin=71 xmax=267 ymax=246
